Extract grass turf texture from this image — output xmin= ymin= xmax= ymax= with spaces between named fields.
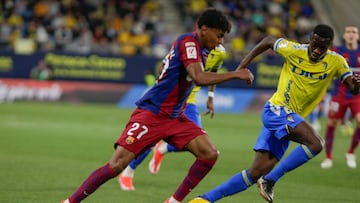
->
xmin=0 ymin=102 xmax=359 ymax=203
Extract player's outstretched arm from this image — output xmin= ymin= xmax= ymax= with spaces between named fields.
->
xmin=236 ymin=36 xmax=277 ymax=70
xmin=186 ymin=62 xmax=254 ymax=86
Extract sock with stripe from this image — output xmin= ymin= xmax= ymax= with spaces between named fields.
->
xmin=202 ymin=169 xmax=253 ymax=202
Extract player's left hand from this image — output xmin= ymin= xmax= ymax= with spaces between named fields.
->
xmin=236 ymin=68 xmax=253 ymax=85
xmin=345 ymin=73 xmax=360 ymax=95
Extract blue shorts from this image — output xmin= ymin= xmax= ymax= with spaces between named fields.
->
xmin=254 ymin=102 xmax=304 ymax=160
xmin=184 ymin=103 xmax=202 ymax=127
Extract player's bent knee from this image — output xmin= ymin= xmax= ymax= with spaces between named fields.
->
xmin=108 ymin=147 xmax=136 ymax=174
xmin=308 ymin=140 xmax=323 ymax=155
xmin=108 ymin=160 xmax=123 ymax=174
xmin=314 ymin=135 xmax=324 ymax=153
xmin=208 ymin=148 xmax=219 ymax=160
xmin=198 ymin=148 xmax=219 ymax=160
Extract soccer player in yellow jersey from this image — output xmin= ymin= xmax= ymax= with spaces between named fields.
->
xmin=189 ymin=24 xmax=360 ymax=203
xmin=119 ymin=45 xmax=226 ymax=191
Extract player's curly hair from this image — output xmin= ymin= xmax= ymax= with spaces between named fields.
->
xmin=197 ymin=8 xmax=231 ymax=33
xmin=313 ymin=24 xmax=334 ymax=41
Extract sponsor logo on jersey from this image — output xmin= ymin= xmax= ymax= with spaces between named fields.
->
xmin=186 ymin=46 xmax=197 ymax=59
xmin=291 ymin=66 xmax=327 ymax=80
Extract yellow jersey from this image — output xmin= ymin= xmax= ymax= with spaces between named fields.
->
xmin=187 ymin=45 xmax=226 ymax=104
xmin=269 ymin=38 xmax=352 ymax=117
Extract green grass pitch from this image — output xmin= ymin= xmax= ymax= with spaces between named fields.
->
xmin=0 ymin=102 xmax=359 ymax=203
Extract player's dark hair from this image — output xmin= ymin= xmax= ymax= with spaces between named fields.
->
xmin=197 ymin=8 xmax=231 ymax=33
xmin=313 ymin=24 xmax=334 ymax=41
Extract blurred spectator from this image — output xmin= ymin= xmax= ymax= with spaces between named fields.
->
xmin=0 ymin=19 xmax=13 ymax=49
xmin=0 ymin=0 xmax=317 ymax=61
xmin=65 ymin=27 xmax=92 ymax=54
xmin=54 ymin=24 xmax=73 ymax=49
xmin=177 ymin=0 xmax=317 ymax=61
xmin=30 ymin=59 xmax=52 ymax=80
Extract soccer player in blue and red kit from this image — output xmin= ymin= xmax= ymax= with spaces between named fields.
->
xmin=119 ymin=45 xmax=227 ymax=191
xmin=61 ymin=8 xmax=254 ymax=203
xmin=321 ymin=25 xmax=360 ymax=169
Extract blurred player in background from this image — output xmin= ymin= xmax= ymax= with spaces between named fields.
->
xmin=61 ymin=8 xmax=254 ymax=203
xmin=308 ymin=98 xmax=325 ymax=132
xmin=340 ymin=109 xmax=354 ymax=136
xmin=320 ymin=25 xmax=360 ymax=169
xmin=119 ymin=45 xmax=226 ymax=191
xmin=189 ymin=24 xmax=360 ymax=203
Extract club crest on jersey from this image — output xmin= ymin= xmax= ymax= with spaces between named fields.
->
xmin=287 ymin=115 xmax=294 ymax=122
xmin=279 ymin=40 xmax=288 ymax=48
xmin=186 ymin=46 xmax=197 ymax=59
xmin=126 ymin=136 xmax=136 ymax=144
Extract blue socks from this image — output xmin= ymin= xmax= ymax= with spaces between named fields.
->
xmin=265 ymin=145 xmax=316 ymax=182
xmin=201 ymin=145 xmax=316 ymax=202
xmin=167 ymin=144 xmax=178 ymax=152
xmin=128 ymin=148 xmax=151 ymax=169
xmin=202 ymin=170 xmax=253 ymax=202
xmin=127 ymin=143 xmax=179 ymax=170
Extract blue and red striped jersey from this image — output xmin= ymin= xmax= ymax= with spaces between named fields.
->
xmin=331 ymin=44 xmax=360 ymax=98
xmin=136 ymin=32 xmax=209 ymax=118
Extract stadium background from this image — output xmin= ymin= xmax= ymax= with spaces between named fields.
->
xmin=3 ymin=0 xmax=360 ymax=113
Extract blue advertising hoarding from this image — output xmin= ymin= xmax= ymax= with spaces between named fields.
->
xmin=117 ymin=84 xmax=274 ymax=113
xmin=0 ymin=50 xmax=284 ymax=89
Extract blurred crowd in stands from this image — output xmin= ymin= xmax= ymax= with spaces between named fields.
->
xmin=0 ymin=0 xmax=317 ymax=61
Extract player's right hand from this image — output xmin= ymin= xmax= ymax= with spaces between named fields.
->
xmin=352 ymin=73 xmax=360 ymax=94
xmin=236 ymin=68 xmax=254 ymax=85
xmin=352 ymin=73 xmax=360 ymax=82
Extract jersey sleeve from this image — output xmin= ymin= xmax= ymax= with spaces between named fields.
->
xmin=178 ymin=37 xmax=203 ymax=68
xmin=336 ymin=55 xmax=353 ymax=82
xmin=273 ymin=38 xmax=299 ymax=58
